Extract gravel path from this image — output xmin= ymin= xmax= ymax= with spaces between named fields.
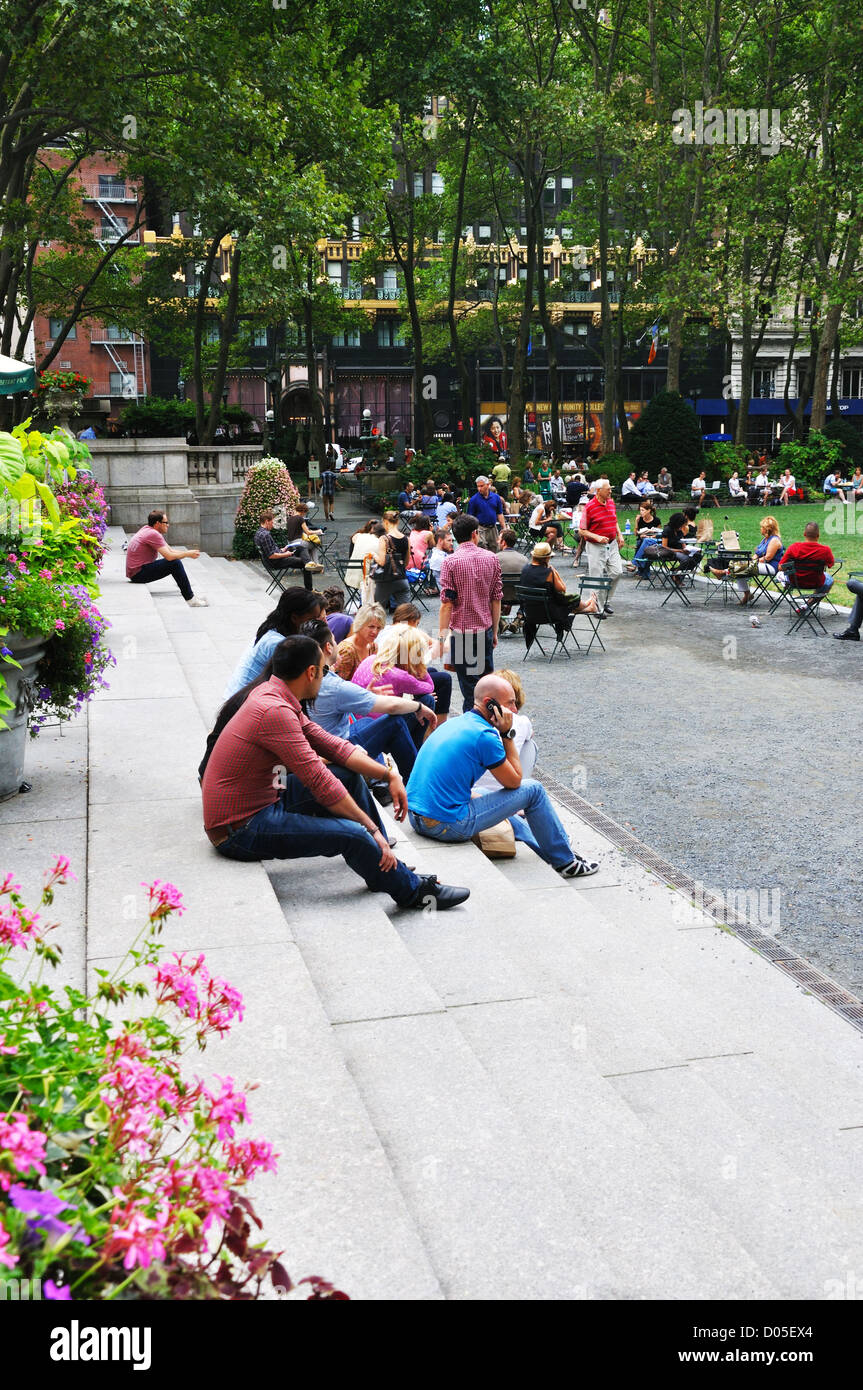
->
xmin=322 ymin=494 xmax=863 ymax=997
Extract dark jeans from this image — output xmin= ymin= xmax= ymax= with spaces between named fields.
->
xmin=374 ymin=577 xmax=411 ymax=611
xmin=644 ymin=545 xmax=701 ymax=571
xmin=448 ymin=627 xmax=494 ymax=712
xmin=215 ymin=767 xmax=421 ymax=905
xmin=130 ymin=557 xmax=193 ymax=600
xmin=348 ymin=711 xmax=427 ymax=778
xmin=847 ymin=577 xmax=863 ymax=633
xmin=428 ymin=667 xmax=452 ymax=716
xmin=267 ymin=554 xmax=313 ymax=590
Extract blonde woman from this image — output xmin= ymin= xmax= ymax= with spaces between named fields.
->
xmin=336 ymin=603 xmax=386 ymax=680
xmin=736 ymin=515 xmax=784 ymax=605
xmin=351 ymin=623 xmax=436 ymax=742
xmin=474 ymin=667 xmax=538 ymax=791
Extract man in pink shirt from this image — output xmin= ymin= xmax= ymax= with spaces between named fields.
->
xmin=125 ymin=510 xmax=208 ymax=607
xmin=438 ymin=513 xmax=503 ymax=711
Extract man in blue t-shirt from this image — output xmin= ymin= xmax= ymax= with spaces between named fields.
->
xmin=467 ymin=476 xmax=505 ymax=552
xmin=407 ymin=674 xmax=598 ymax=878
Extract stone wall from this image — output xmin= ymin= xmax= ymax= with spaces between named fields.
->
xmin=88 ymin=439 xmax=261 ymax=554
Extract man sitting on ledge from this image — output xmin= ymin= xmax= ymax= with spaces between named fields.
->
xmin=406 ymin=673 xmax=599 ymax=878
xmin=202 ymin=634 xmax=469 ymax=911
xmin=126 ymin=509 xmax=208 ymax=607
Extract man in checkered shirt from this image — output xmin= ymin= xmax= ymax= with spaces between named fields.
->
xmin=438 ymin=513 xmax=503 ymax=711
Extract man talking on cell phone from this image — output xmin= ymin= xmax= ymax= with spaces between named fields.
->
xmin=406 ymin=673 xmax=598 ymax=878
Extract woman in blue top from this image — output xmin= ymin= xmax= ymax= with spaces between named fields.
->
xmin=224 ymin=588 xmax=325 ymax=697
xmin=735 ymin=515 xmax=783 ymax=606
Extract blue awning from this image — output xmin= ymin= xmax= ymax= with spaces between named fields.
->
xmin=696 ymin=397 xmax=863 ymax=418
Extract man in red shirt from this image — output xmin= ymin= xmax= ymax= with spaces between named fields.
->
xmin=202 ymin=633 xmax=469 ymax=911
xmin=579 ymin=478 xmax=623 ymax=616
xmin=438 ymin=513 xmax=503 ymax=711
xmin=126 ymin=509 xmax=208 ymax=607
xmin=779 ymin=522 xmax=835 ymax=601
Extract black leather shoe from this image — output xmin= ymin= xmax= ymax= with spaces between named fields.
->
xmin=604 ymin=606 xmax=614 ymax=615
xmin=406 ymin=875 xmax=470 ymax=911
xmin=370 ymin=781 xmax=393 ymax=806
xmin=834 ymin=630 xmax=861 ymax=641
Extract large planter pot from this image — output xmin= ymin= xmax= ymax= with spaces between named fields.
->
xmin=42 ymin=388 xmax=84 ymax=430
xmin=0 ymin=632 xmax=46 ymax=801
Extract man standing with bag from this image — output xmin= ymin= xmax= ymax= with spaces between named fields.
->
xmin=579 ymin=478 xmax=623 ymax=617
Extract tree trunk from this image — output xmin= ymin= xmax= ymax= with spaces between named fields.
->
xmin=447 ymin=102 xmax=475 ymax=444
xmin=508 ymin=219 xmax=536 ymax=466
xmin=829 ymin=331 xmax=841 ymax=419
xmin=303 ymin=289 xmax=325 ymax=465
xmin=810 ymin=303 xmax=842 ymax=430
xmin=534 ymin=212 xmax=560 ymax=459
xmin=665 ymin=307 xmax=684 ymax=393
xmin=615 ymin=303 xmax=629 ymax=452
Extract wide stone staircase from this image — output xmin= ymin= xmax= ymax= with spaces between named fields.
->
xmin=81 ymin=531 xmax=863 ymax=1300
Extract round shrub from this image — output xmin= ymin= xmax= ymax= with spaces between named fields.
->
xmin=626 ymin=390 xmax=705 ymax=477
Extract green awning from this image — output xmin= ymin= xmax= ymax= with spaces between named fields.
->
xmin=0 ymin=354 xmax=36 ymax=395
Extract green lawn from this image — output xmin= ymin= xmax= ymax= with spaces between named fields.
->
xmin=614 ymin=500 xmax=863 ymax=606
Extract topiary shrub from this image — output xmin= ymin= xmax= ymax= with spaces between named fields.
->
xmin=591 ymin=453 xmax=631 ymax=488
xmin=119 ymin=397 xmax=196 ymax=437
xmin=822 ymin=417 xmax=863 ymax=472
xmin=233 ymin=458 xmax=301 ymax=558
xmin=626 ymin=390 xmax=705 ymax=477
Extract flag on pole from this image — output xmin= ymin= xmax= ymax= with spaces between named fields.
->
xmin=646 ymin=321 xmax=659 ymax=365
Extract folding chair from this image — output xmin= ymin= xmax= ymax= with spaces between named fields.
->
xmin=515 ymin=584 xmax=574 ymax=662
xmin=498 ymin=576 xmax=524 ymax=637
xmin=571 ymin=576 xmax=610 ymax=654
xmin=770 ymin=559 xmax=830 ymax=635
xmin=652 ymin=555 xmax=693 ymax=606
xmin=331 ymin=553 xmax=362 ymax=610
xmin=256 ymin=545 xmax=312 ymax=596
xmin=702 ymin=549 xmax=753 ymax=606
xmin=405 ymin=560 xmax=435 ymax=611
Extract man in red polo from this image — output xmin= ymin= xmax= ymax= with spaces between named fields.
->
xmin=579 ymin=478 xmax=623 ymax=616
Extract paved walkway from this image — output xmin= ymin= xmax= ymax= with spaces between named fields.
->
xmin=3 ymin=522 xmax=863 ymax=1300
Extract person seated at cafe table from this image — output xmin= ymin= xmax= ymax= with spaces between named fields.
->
xmin=824 ymin=470 xmax=849 ymax=503
xmin=640 ymin=510 xmax=702 ymax=580
xmin=529 ymin=496 xmax=558 ymax=538
xmin=753 ymin=467 xmax=772 ymax=505
xmin=728 ymin=470 xmax=746 ymax=501
xmin=778 ymin=521 xmax=835 ymax=602
xmin=734 ymin=515 xmax=784 ymax=606
xmin=627 ymin=500 xmax=663 ymax=572
xmin=621 ymin=470 xmax=641 ymax=502
xmin=848 ymin=466 xmax=863 ymax=501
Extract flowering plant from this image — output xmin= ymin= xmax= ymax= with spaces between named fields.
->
xmin=233 ymin=458 xmax=301 ymax=559
xmin=54 ymin=475 xmax=110 ymax=567
xmin=31 ymin=370 xmax=92 ymax=398
xmin=0 ymin=862 xmax=347 ymax=1300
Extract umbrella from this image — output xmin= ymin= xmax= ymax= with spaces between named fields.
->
xmin=0 ymin=354 xmax=36 ymax=395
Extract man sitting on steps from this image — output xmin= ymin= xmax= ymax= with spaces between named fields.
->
xmin=406 ymin=673 xmax=599 ymax=878
xmin=202 ymin=634 xmax=469 ymax=911
xmin=126 ymin=509 xmax=208 ymax=607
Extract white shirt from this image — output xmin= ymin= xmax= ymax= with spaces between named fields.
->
xmin=473 ymin=712 xmax=535 ymax=793
xmin=622 ymin=479 xmax=641 ymax=497
xmin=781 ymin=473 xmax=795 ymax=490
xmin=729 ymin=478 xmax=744 ymax=495
xmin=691 ymin=477 xmax=706 ymax=493
xmin=755 ymin=473 xmax=769 ymax=487
xmin=428 ymin=546 xmax=449 ymax=577
xmin=529 ymin=502 xmax=549 ymax=529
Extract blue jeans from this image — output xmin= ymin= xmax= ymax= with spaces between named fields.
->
xmin=409 ymin=778 xmax=573 ymax=868
xmin=215 ymin=767 xmax=422 ymax=905
xmin=130 ymin=557 xmax=193 ymax=600
xmin=349 ymin=711 xmax=425 ymax=777
xmin=448 ymin=627 xmax=494 ymax=712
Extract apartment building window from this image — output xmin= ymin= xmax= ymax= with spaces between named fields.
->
xmin=543 ymin=178 xmax=556 ymax=206
xmin=431 ymin=173 xmax=444 ymax=195
xmin=332 ymin=328 xmax=360 ymax=347
xmin=498 ymin=267 xmax=508 ymax=282
xmin=250 ymin=326 xmax=268 ymax=348
xmin=109 ymin=370 xmax=135 ymax=396
xmin=518 ymin=266 xmax=528 ymax=282
xmin=382 ymin=267 xmax=397 ymax=293
xmin=327 ymin=262 xmax=343 ymax=287
xmin=377 ymin=320 xmax=406 ymax=347
xmin=48 ymin=318 xmax=75 ymax=340
xmin=99 ymin=174 xmax=126 ymax=199
xmin=413 ymin=173 xmax=424 ymax=198
xmin=478 ymin=224 xmax=491 ymax=241
xmin=560 ymin=176 xmax=573 ymax=206
xmin=99 ymin=216 xmax=128 ymax=241
xmin=104 ymin=324 xmax=129 ymax=341
xmin=437 ymin=95 xmax=448 ymax=112
xmin=752 ymin=367 xmax=776 ymax=398
xmin=204 ymin=322 xmax=220 ymax=344
xmin=842 ymin=366 xmax=863 ymax=398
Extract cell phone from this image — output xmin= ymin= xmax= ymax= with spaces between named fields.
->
xmin=486 ymin=698 xmax=503 ymax=719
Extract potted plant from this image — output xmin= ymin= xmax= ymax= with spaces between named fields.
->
xmin=31 ymin=369 xmax=93 ymax=427
xmin=0 ymin=427 xmax=113 ymax=798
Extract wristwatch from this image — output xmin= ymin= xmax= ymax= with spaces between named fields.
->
xmin=501 ymin=727 xmax=516 ymax=741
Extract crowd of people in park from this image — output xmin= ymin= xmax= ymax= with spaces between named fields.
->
xmin=120 ymin=447 xmax=863 ymax=918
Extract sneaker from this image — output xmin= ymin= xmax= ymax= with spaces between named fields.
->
xmin=556 ymin=856 xmax=599 ymax=879
xmin=406 ymin=874 xmax=470 ymax=911
xmin=304 ymin=561 xmax=324 ymax=572
xmin=186 ymin=596 xmax=209 ymax=607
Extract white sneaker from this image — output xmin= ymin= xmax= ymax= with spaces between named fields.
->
xmin=304 ymin=561 xmax=324 ymax=573
xmin=186 ymin=596 xmax=209 ymax=607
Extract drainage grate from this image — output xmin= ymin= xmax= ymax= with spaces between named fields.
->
xmin=538 ymin=771 xmax=863 ymax=1036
